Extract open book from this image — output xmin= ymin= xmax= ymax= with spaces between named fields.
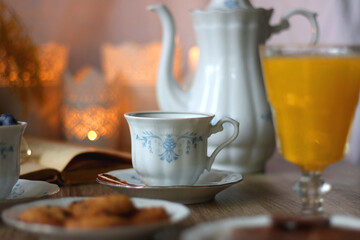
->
xmin=20 ymin=137 xmax=132 ymax=185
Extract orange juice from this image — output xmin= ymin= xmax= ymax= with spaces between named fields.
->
xmin=263 ymin=56 xmax=360 ymax=172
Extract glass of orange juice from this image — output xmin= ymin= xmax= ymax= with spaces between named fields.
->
xmin=262 ymin=45 xmax=360 ymax=215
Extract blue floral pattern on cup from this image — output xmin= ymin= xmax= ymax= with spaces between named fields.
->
xmin=136 ymin=131 xmax=203 ymax=163
xmin=0 ymin=142 xmax=14 ymax=160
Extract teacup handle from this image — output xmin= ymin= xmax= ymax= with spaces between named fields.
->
xmin=271 ymin=9 xmax=319 ymax=44
xmin=206 ymin=117 xmax=239 ymax=171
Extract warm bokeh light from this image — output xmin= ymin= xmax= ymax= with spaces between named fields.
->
xmin=188 ymin=46 xmax=199 ymax=72
xmin=62 ymin=67 xmax=122 ymax=143
xmin=62 ymin=103 xmax=121 ymax=141
xmin=87 ymin=130 xmax=98 ymax=141
xmin=0 ymin=43 xmax=68 ymax=86
xmin=101 ymin=42 xmax=182 ymax=85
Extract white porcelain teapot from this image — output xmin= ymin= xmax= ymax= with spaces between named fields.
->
xmin=148 ymin=0 xmax=319 ymax=173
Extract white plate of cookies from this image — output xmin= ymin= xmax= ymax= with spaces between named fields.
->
xmin=1 ymin=195 xmax=190 ymax=240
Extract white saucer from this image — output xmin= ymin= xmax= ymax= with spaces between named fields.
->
xmin=96 ymin=168 xmax=243 ymax=204
xmin=0 ymin=179 xmax=60 ymax=210
xmin=181 ymin=215 xmax=360 ymax=240
xmin=2 ymin=197 xmax=190 ymax=240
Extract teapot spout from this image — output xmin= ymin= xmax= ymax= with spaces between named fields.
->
xmin=148 ymin=4 xmax=188 ymax=111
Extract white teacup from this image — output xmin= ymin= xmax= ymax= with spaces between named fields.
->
xmin=0 ymin=122 xmax=27 ymax=199
xmin=125 ymin=111 xmax=239 ymax=186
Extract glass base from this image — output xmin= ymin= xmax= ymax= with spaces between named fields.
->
xmin=293 ymin=172 xmax=331 ymax=215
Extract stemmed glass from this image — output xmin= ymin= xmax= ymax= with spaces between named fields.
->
xmin=261 ymin=45 xmax=360 ymax=215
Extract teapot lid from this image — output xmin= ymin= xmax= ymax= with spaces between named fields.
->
xmin=206 ymin=0 xmax=254 ymax=10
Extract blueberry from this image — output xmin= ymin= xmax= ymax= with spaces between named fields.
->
xmin=0 ymin=113 xmax=18 ymax=126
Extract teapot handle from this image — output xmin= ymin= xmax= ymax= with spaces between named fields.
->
xmin=271 ymin=9 xmax=319 ymax=44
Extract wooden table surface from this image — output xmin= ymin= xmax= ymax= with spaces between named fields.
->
xmin=1 ymin=152 xmax=360 ymax=240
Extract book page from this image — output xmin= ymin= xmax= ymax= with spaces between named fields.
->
xmin=20 ymin=162 xmax=53 ymax=175
xmin=20 ymin=161 xmax=62 ymax=183
xmin=21 ymin=137 xmax=131 ymax=174
xmin=24 ymin=137 xmax=94 ymax=172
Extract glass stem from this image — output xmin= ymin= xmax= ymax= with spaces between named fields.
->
xmin=293 ymin=171 xmax=331 ymax=215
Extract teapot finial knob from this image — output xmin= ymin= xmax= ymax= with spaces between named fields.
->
xmin=206 ymin=0 xmax=253 ymax=10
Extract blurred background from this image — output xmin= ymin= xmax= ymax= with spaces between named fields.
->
xmin=0 ymin=0 xmax=359 ymax=163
